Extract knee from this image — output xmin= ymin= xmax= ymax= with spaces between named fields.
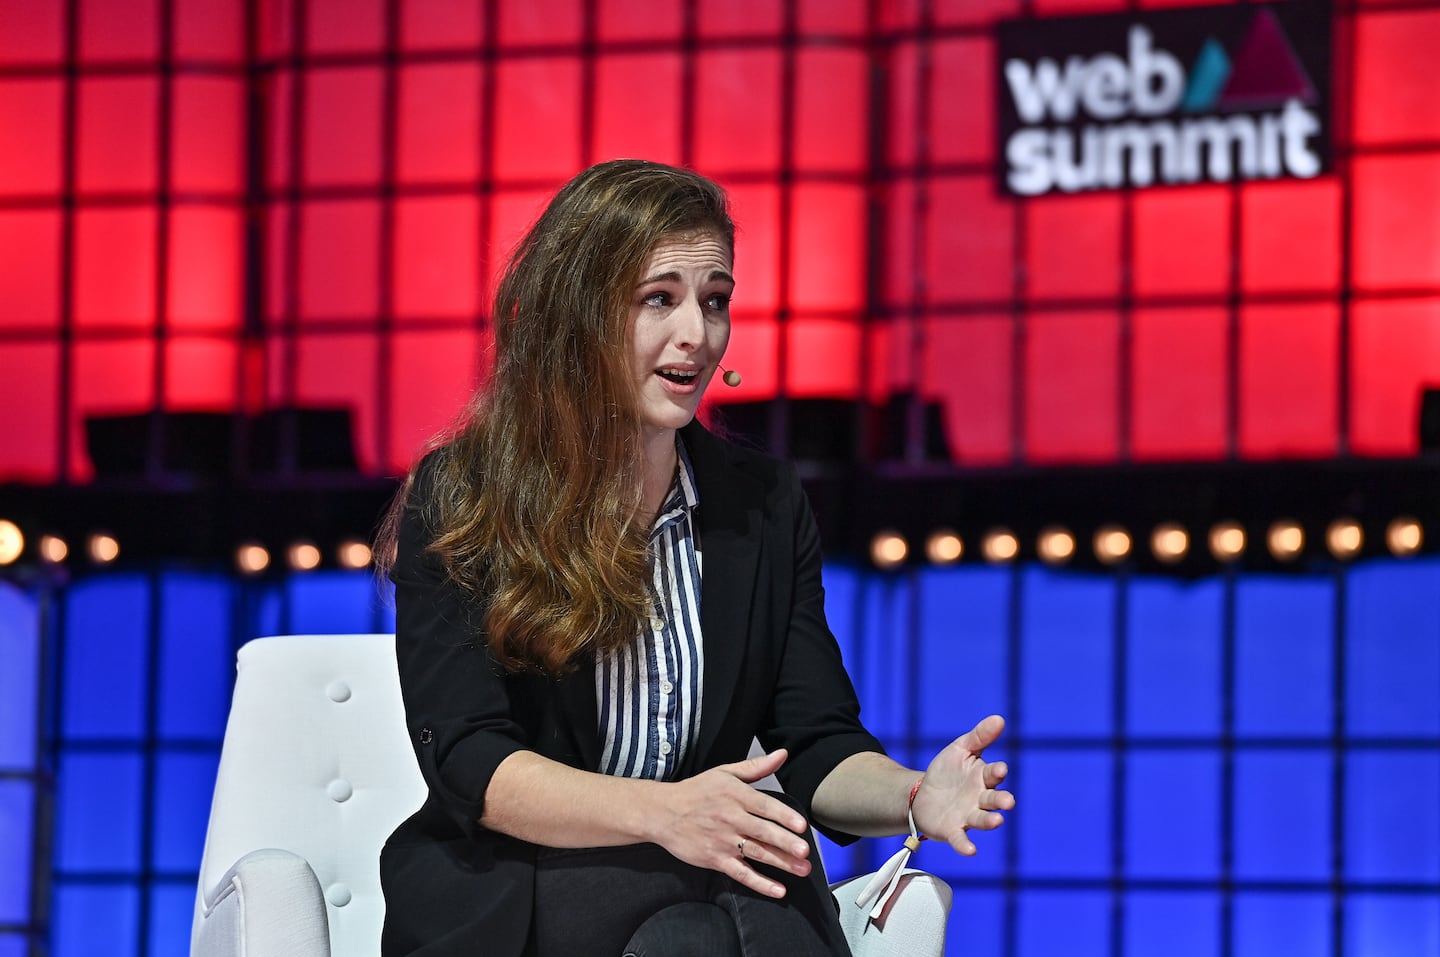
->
xmin=622 ymin=902 xmax=741 ymax=957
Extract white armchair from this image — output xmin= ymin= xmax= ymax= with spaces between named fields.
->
xmin=192 ymin=634 xmax=951 ymax=956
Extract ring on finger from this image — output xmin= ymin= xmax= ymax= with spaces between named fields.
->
xmin=737 ymin=838 xmax=747 ymax=858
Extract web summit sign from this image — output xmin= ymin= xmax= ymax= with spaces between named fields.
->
xmin=996 ymin=1 xmax=1331 ymax=196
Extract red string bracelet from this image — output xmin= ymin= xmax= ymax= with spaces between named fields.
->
xmin=855 ymin=775 xmax=929 ymax=916
xmin=905 ymin=776 xmax=928 ymax=850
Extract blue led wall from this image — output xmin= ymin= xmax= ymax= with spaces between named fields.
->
xmin=0 ymin=583 xmax=42 ymax=957
xmin=818 ymin=559 xmax=1440 ymax=956
xmin=34 ymin=571 xmax=395 ymax=957
xmin=2 ymin=559 xmax=1437 ymax=956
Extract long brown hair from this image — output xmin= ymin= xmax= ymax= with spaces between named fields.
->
xmin=379 ymin=160 xmax=735 ymax=674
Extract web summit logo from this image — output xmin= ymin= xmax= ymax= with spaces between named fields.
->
xmin=997 ymin=2 xmax=1331 ymax=196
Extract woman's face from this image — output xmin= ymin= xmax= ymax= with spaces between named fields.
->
xmin=628 ymin=232 xmax=734 ymax=440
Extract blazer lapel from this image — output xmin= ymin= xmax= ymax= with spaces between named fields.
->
xmin=684 ymin=424 xmax=763 ymax=769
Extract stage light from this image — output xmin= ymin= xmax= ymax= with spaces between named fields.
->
xmin=88 ymin=534 xmax=119 ymax=564
xmin=287 ymin=541 xmax=322 ymax=571
xmin=1386 ymin=517 xmax=1423 ymax=556
xmin=981 ymin=529 xmax=1018 ymax=564
xmin=1151 ymin=523 xmax=1189 ymax=564
xmin=1094 ymin=525 xmax=1131 ymax=565
xmin=0 ymin=521 xmax=22 ymax=565
xmin=338 ymin=540 xmax=373 ymax=570
xmin=1209 ymin=522 xmax=1246 ymax=561
xmin=870 ymin=531 xmax=908 ymax=569
xmin=1036 ymin=527 xmax=1074 ymax=565
xmin=39 ymin=535 xmax=68 ymax=563
xmin=924 ymin=529 xmax=962 ymax=565
xmin=1267 ymin=521 xmax=1304 ymax=562
xmin=1325 ymin=519 xmax=1363 ymax=560
xmin=236 ymin=543 xmax=271 ymax=574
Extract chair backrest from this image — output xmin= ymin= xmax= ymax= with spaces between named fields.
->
xmin=193 ymin=634 xmax=427 ymax=957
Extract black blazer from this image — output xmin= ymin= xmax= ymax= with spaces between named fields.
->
xmin=379 ymin=422 xmax=884 ymax=956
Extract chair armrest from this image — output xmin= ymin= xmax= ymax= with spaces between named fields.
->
xmin=831 ymin=869 xmax=953 ymax=957
xmin=192 ymin=848 xmax=331 ymax=957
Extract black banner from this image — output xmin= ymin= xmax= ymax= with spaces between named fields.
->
xmin=995 ymin=0 xmax=1332 ymax=196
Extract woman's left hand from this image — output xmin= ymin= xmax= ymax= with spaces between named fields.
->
xmin=910 ymin=714 xmax=1014 ymax=855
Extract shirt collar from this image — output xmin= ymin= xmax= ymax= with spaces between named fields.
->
xmin=653 ymin=434 xmax=699 ymax=534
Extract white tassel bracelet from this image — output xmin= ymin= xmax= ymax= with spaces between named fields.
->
xmin=853 ymin=777 xmax=927 ymax=920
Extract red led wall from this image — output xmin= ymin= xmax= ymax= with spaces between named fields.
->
xmin=0 ymin=0 xmax=249 ymax=481
xmin=1 ymin=0 xmax=1437 ymax=482
xmin=878 ymin=0 xmax=1440 ymax=466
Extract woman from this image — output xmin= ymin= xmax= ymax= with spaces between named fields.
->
xmin=378 ymin=159 xmax=1013 ymax=957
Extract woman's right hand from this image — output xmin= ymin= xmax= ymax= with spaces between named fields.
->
xmin=646 ymin=748 xmax=813 ymax=899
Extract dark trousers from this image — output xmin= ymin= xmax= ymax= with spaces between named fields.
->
xmin=530 ymin=831 xmax=851 ymax=957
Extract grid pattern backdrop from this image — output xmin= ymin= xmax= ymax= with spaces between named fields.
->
xmin=3 ymin=558 xmax=1439 ymax=956
xmin=0 ymin=573 xmax=397 ymax=957
xmin=2 ymin=0 xmax=1438 ymax=482
xmin=3 ymin=0 xmax=1440 ymax=956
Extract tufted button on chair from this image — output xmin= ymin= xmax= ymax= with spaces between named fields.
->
xmin=192 ymin=634 xmax=951 ymax=956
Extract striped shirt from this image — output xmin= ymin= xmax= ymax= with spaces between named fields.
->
xmin=595 ymin=438 xmax=704 ymax=781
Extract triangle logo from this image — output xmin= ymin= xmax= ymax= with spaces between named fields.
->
xmin=1182 ymin=37 xmax=1232 ymax=113
xmin=1217 ymin=8 xmax=1317 ymax=110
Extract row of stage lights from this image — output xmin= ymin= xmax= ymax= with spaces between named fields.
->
xmin=869 ymin=517 xmax=1427 ymax=569
xmin=2 ymin=517 xmax=1428 ymax=573
xmin=0 ymin=523 xmax=118 ymax=567
xmin=234 ymin=540 xmax=375 ymax=574
xmin=0 ymin=520 xmax=375 ymax=573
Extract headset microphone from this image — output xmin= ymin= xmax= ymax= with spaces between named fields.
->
xmin=719 ymin=366 xmax=742 ymax=387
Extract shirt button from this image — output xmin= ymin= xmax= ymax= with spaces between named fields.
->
xmin=659 ymin=741 xmax=672 ymax=755
xmin=650 ymin=618 xmax=664 ymax=632
xmin=660 ymin=680 xmax=673 ymax=694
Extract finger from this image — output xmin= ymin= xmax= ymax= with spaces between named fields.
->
xmin=721 ymin=856 xmax=787 ymax=899
xmin=743 ymin=811 xmax=812 ymax=863
xmin=976 ymin=788 xmax=1015 ymax=813
xmin=966 ymin=809 xmax=1006 ymax=831
xmin=739 ymin=789 xmax=809 ymax=836
xmin=957 ymin=715 xmax=1006 ymax=755
xmin=738 ymin=836 xmax=812 ymax=878
xmin=982 ymin=761 xmax=1009 ymax=788
xmin=725 ymin=748 xmax=788 ymax=784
